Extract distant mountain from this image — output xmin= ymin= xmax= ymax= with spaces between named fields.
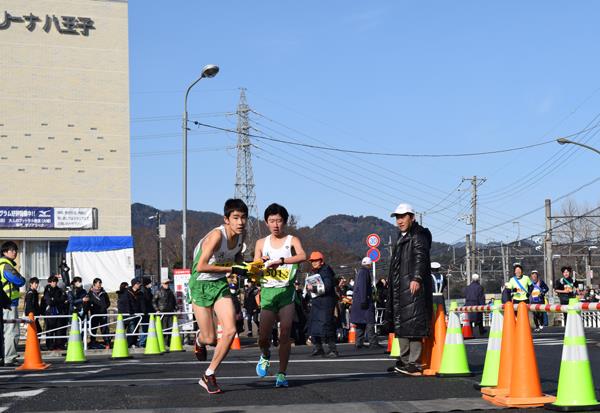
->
xmin=131 ymin=204 xmax=456 ymax=277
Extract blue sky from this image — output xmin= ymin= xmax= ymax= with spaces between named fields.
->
xmin=129 ymin=1 xmax=600 ymax=244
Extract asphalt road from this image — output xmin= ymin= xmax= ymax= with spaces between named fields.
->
xmin=1 ymin=327 xmax=599 ymax=413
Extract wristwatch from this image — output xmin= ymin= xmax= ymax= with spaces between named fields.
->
xmin=280 ymin=257 xmax=285 ymax=265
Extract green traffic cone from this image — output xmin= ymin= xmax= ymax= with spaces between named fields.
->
xmin=144 ymin=314 xmax=162 ymax=355
xmin=155 ymin=314 xmax=166 ymax=353
xmin=437 ymin=301 xmax=472 ymax=377
xmin=111 ymin=314 xmax=132 ymax=359
xmin=168 ymin=315 xmax=185 ymax=352
xmin=547 ymin=298 xmax=600 ymax=411
xmin=65 ymin=313 xmax=87 ymax=363
xmin=476 ymin=300 xmax=503 ymax=388
xmin=390 ymin=337 xmax=400 ymax=357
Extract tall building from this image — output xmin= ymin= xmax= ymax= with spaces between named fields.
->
xmin=0 ymin=0 xmax=131 ymax=280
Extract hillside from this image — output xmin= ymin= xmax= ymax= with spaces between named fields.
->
xmin=132 ymin=204 xmax=457 ymax=278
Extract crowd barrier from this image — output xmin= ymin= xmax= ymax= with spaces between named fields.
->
xmin=15 ymin=311 xmax=198 ymax=351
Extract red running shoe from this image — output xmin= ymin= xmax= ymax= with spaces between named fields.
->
xmin=199 ymin=374 xmax=222 ymax=394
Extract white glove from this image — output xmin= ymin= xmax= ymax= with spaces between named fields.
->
xmin=264 ymin=259 xmax=281 ymax=268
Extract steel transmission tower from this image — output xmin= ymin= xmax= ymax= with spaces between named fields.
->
xmin=234 ymin=88 xmax=260 ymax=252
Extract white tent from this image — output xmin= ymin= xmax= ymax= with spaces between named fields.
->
xmin=66 ymin=236 xmax=134 ymax=292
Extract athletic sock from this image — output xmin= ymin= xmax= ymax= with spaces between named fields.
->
xmin=205 ymin=368 xmax=215 ymax=376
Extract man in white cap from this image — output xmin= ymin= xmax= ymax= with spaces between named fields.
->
xmin=430 ymin=262 xmax=447 ymax=314
xmin=463 ymin=273 xmax=486 ymax=335
xmin=350 ymin=257 xmax=381 ymax=349
xmin=384 ymin=203 xmax=433 ymax=376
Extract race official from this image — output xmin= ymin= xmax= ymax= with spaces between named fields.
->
xmin=1 ymin=241 xmax=26 ymax=366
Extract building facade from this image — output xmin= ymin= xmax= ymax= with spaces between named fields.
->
xmin=0 ymin=0 xmax=130 ymax=280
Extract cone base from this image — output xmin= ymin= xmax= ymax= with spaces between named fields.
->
xmin=65 ymin=360 xmax=87 ymax=363
xmin=436 ymin=372 xmax=473 ymax=377
xmin=168 ymin=349 xmax=185 ymax=352
xmin=492 ymin=394 xmax=556 ymax=408
xmin=16 ymin=363 xmax=50 ymax=371
xmin=423 ymin=369 xmax=437 ymax=376
xmin=111 ymin=355 xmax=133 ymax=359
xmin=545 ymin=402 xmax=600 ymax=412
xmin=481 ymin=386 xmax=509 ymax=397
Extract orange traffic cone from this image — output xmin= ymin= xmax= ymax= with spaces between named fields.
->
xmin=481 ymin=301 xmax=516 ymax=399
xmin=491 ymin=302 xmax=556 ymax=408
xmin=462 ymin=312 xmax=474 ymax=339
xmin=16 ymin=313 xmax=50 ymax=371
xmin=386 ymin=333 xmax=395 ymax=354
xmin=230 ymin=332 xmax=241 ymax=350
xmin=348 ymin=324 xmax=356 ymax=344
xmin=423 ymin=304 xmax=447 ymax=376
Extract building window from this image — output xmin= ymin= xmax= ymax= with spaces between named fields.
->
xmin=24 ymin=241 xmax=49 ymax=279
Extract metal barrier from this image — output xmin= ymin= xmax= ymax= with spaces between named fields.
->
xmin=17 ymin=311 xmax=199 ymax=352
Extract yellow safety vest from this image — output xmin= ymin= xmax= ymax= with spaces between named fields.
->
xmin=508 ymin=275 xmax=532 ymax=301
xmin=0 ymin=257 xmax=22 ymax=302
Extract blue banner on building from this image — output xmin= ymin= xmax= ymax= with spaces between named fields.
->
xmin=0 ymin=206 xmax=97 ymax=229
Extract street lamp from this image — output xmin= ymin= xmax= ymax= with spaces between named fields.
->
xmin=556 ymin=138 xmax=600 ymax=156
xmin=182 ymin=64 xmax=219 ymax=269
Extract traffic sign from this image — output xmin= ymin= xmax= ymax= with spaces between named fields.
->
xmin=367 ymin=247 xmax=381 ymax=263
xmin=366 ymin=233 xmax=381 ymax=248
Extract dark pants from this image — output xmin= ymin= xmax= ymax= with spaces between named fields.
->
xmin=90 ymin=315 xmax=110 ymax=345
xmin=533 ymin=311 xmax=544 ymax=328
xmin=312 ymin=335 xmax=337 ymax=353
xmin=399 ymin=337 xmax=422 ymax=365
xmin=246 ymin=310 xmax=259 ymax=334
xmin=355 ymin=322 xmax=378 ymax=347
xmin=126 ymin=319 xmax=139 ymax=347
xmin=45 ymin=316 xmax=66 ymax=350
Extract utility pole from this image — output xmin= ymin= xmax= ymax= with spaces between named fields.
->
xmin=462 ymin=176 xmax=486 ymax=280
xmin=234 ymin=88 xmax=260 ymax=254
xmin=465 ymin=234 xmax=471 ymax=284
xmin=544 ymin=199 xmax=553 ymax=287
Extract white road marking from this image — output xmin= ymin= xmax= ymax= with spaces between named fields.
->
xmin=4 ymin=371 xmax=385 ymax=384
xmin=1 ymin=368 xmax=109 ymax=379
xmin=0 ymin=389 xmax=46 ymax=398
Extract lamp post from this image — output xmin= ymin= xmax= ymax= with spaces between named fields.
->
xmin=556 ymin=138 xmax=600 ymax=156
xmin=182 ymin=64 xmax=219 ymax=269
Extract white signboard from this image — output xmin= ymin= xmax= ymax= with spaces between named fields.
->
xmin=54 ymin=207 xmax=94 ymax=229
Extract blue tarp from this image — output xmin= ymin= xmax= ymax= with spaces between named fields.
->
xmin=66 ymin=236 xmax=134 ymax=253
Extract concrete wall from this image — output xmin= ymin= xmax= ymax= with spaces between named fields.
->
xmin=0 ymin=0 xmax=130 ymax=238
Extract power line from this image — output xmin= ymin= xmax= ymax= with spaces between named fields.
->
xmin=189 ymin=120 xmax=567 ymax=158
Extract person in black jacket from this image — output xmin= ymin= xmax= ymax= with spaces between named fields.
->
xmin=67 ymin=277 xmax=89 ymax=318
xmin=43 ymin=275 xmax=69 ymax=350
xmin=384 ymin=203 xmax=432 ymax=376
xmin=118 ymin=279 xmax=143 ymax=347
xmin=88 ymin=278 xmax=110 ymax=349
xmin=464 ymin=274 xmax=486 ymax=335
xmin=528 ymin=270 xmax=549 ymax=332
xmin=350 ymin=257 xmax=380 ymax=349
xmin=307 ymin=251 xmax=339 ymax=358
xmin=153 ymin=279 xmax=177 ymax=331
xmin=243 ymin=280 xmax=260 ymax=337
xmin=139 ymin=277 xmax=155 ymax=347
xmin=24 ymin=277 xmax=42 ymax=336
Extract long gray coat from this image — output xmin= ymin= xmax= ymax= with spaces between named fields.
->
xmin=384 ymin=222 xmax=433 ymax=338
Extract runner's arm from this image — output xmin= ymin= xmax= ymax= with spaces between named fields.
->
xmin=195 ymin=230 xmax=235 ymax=274
xmin=253 ymin=238 xmax=265 ymax=262
xmin=284 ymin=236 xmax=307 ymax=264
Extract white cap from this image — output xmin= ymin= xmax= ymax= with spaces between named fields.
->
xmin=431 ymin=262 xmax=441 ymax=270
xmin=361 ymin=257 xmax=372 ymax=266
xmin=471 ymin=273 xmax=480 ymax=281
xmin=391 ymin=203 xmax=415 ymax=217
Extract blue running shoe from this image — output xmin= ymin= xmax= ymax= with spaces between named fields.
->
xmin=275 ymin=372 xmax=288 ymax=388
xmin=256 ymin=354 xmax=270 ymax=377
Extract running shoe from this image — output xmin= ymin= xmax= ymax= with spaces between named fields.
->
xmin=397 ymin=363 xmax=423 ymax=376
xmin=275 ymin=372 xmax=289 ymax=388
xmin=195 ymin=334 xmax=207 ymax=362
xmin=199 ymin=374 xmax=222 ymax=394
xmin=256 ymin=353 xmax=271 ymax=377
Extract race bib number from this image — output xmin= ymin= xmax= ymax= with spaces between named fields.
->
xmin=532 ymin=290 xmax=540 ymax=297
